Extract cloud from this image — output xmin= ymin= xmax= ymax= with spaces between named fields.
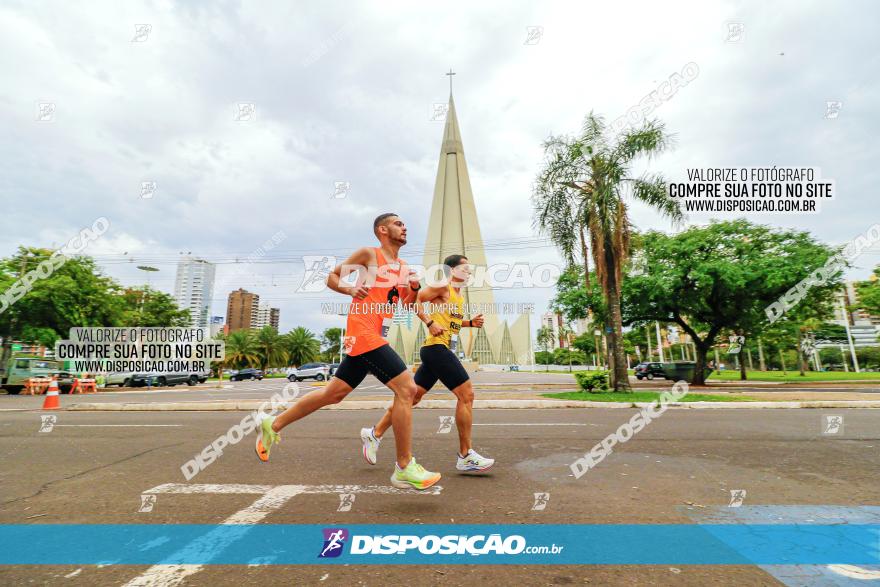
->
xmin=1 ymin=0 xmax=877 ymax=334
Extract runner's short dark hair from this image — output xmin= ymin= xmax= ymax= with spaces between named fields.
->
xmin=443 ymin=254 xmax=468 ymax=268
xmin=373 ymin=213 xmax=398 ymax=236
xmin=442 ymin=254 xmax=469 ymax=276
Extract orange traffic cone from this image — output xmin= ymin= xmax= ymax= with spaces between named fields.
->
xmin=42 ymin=377 xmax=60 ymax=410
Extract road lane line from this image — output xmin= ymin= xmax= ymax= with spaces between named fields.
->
xmin=827 ymin=564 xmax=880 ymax=579
xmin=125 ymin=483 xmax=442 ymax=586
xmin=54 ymin=425 xmax=183 ymax=427
xmin=473 ymin=423 xmax=594 ymax=426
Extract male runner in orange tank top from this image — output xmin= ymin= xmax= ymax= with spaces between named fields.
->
xmin=255 ymin=213 xmax=441 ymax=490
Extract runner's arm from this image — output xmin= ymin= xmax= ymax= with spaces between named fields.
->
xmin=414 ymin=286 xmax=447 ymax=335
xmin=327 ymin=247 xmax=372 ymax=299
xmin=464 ymin=314 xmax=484 ymax=328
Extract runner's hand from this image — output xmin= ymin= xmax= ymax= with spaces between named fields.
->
xmin=471 ymin=314 xmax=484 ymax=328
xmin=407 ymin=269 xmax=421 ymax=290
xmin=428 ymin=322 xmax=446 ymax=337
xmin=348 ymin=285 xmax=370 ymax=300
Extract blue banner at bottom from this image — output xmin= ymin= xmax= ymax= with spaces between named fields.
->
xmin=0 ymin=524 xmax=878 ymax=565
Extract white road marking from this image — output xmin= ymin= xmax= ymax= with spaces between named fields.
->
xmin=54 ymin=425 xmax=182 ymax=428
xmin=473 ymin=423 xmax=593 ymax=426
xmin=124 ymin=483 xmax=442 ymax=586
xmin=827 ymin=564 xmax=880 ymax=579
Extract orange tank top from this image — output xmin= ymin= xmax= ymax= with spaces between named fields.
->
xmin=343 ymin=248 xmax=407 ymax=356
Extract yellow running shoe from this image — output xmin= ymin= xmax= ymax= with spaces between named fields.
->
xmin=255 ymin=416 xmax=281 ymax=463
xmin=390 ymin=457 xmax=441 ymax=490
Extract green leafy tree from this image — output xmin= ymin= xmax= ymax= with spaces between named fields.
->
xmin=284 ymin=326 xmax=320 ymax=367
xmin=119 ymin=286 xmax=190 ymax=327
xmin=814 ymin=322 xmax=848 ymax=344
xmin=254 ymin=326 xmax=288 ymax=372
xmin=854 ymin=268 xmax=880 ymax=317
xmin=534 ymin=113 xmax=683 ymax=390
xmin=572 ymin=332 xmax=597 ymax=355
xmin=0 ymin=247 xmax=124 ymax=349
xmin=536 ymin=326 xmax=555 ymax=372
xmin=622 ymin=220 xmax=842 ymax=384
xmin=534 ymin=351 xmax=553 ymax=365
xmin=321 ymin=327 xmax=343 ymax=363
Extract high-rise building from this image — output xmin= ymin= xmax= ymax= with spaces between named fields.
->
xmin=173 ymin=257 xmax=215 ymax=329
xmin=540 ymin=312 xmax=562 ymax=349
xmin=226 ymin=289 xmax=260 ymax=332
xmin=253 ymin=304 xmax=281 ymax=330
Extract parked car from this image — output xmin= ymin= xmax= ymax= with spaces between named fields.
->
xmin=230 ymin=368 xmax=263 ymax=381
xmin=129 ymin=372 xmax=207 ymax=387
xmin=104 ymin=372 xmax=135 ymax=387
xmin=287 ymin=363 xmax=329 ymax=382
xmin=327 ymin=363 xmax=340 ymax=377
xmin=634 ymin=362 xmax=667 ymax=380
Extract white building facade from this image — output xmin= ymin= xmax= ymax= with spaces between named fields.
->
xmin=173 ymin=257 xmax=216 ymax=329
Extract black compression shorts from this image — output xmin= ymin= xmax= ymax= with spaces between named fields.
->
xmin=334 ymin=344 xmax=408 ymax=388
xmin=414 ymin=343 xmax=470 ymax=392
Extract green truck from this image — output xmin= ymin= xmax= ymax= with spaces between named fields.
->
xmin=0 ymin=355 xmax=75 ymax=394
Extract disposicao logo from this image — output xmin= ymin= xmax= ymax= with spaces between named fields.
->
xmin=319 ymin=528 xmax=349 ymax=558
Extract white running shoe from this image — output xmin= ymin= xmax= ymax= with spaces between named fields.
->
xmin=456 ymin=449 xmax=494 ymax=472
xmin=360 ymin=427 xmax=381 ymax=465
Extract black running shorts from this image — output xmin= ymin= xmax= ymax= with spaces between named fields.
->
xmin=414 ymin=343 xmax=470 ymax=392
xmin=334 ymin=344 xmax=408 ymax=388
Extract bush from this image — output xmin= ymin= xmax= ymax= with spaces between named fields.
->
xmin=574 ymin=370 xmax=610 ymax=393
xmin=535 ymin=351 xmax=554 ymax=365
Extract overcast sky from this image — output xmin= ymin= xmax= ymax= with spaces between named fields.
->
xmin=2 ymin=0 xmax=878 ymax=335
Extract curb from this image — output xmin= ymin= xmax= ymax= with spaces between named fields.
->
xmin=64 ymin=399 xmax=880 ymax=411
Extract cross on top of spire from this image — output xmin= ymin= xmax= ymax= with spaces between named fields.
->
xmin=446 ymin=68 xmax=456 ymax=94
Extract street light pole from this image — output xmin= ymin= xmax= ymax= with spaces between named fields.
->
xmin=839 ymin=297 xmax=860 ymax=373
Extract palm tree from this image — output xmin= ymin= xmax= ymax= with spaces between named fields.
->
xmin=254 ymin=326 xmax=288 ymax=372
xmin=224 ymin=329 xmax=261 ymax=369
xmin=321 ymin=327 xmax=343 ymax=363
xmin=284 ymin=326 xmax=321 ymax=367
xmin=536 ymin=326 xmax=555 ymax=372
xmin=533 ymin=113 xmax=683 ymax=391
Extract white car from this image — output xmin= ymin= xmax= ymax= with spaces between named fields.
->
xmin=287 ymin=363 xmax=329 ymax=382
xmin=105 ymin=372 xmax=136 ymax=387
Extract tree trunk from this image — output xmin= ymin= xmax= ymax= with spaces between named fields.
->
xmin=693 ymin=344 xmax=709 ymax=385
xmin=739 ymin=335 xmax=747 ymax=381
xmin=757 ymin=337 xmax=766 ymax=371
xmin=797 ymin=329 xmax=806 ymax=376
xmin=603 ymin=316 xmax=616 ymax=389
xmin=645 ymin=325 xmax=652 ymax=360
xmin=579 ymin=222 xmax=590 ymax=290
xmin=779 ymin=349 xmax=787 ymax=374
xmin=603 ymin=255 xmax=631 ymax=392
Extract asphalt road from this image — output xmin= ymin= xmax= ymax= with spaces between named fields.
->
xmin=1 ymin=406 xmax=878 ymax=586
